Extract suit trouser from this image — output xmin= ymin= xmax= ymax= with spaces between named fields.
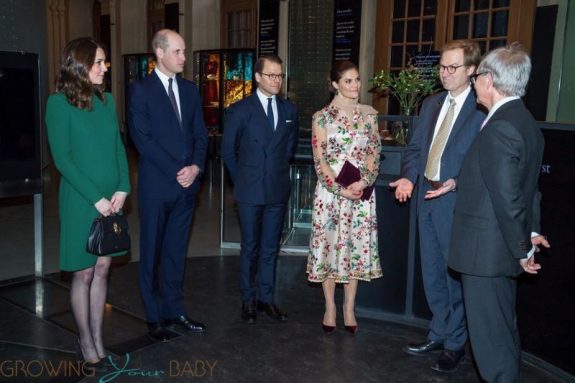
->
xmin=462 ymin=274 xmax=521 ymax=383
xmin=139 ymin=193 xmax=195 ymax=323
xmin=237 ymin=202 xmax=286 ymax=303
xmin=418 ymin=195 xmax=467 ymax=351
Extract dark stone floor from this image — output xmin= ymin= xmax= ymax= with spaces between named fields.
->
xmin=0 ymin=256 xmax=567 ymax=383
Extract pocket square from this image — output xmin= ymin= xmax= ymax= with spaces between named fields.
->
xmin=335 ymin=160 xmax=373 ymax=201
xmin=286 ymin=120 xmax=293 ymax=123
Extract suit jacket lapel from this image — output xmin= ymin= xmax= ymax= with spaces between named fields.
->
xmin=151 ymin=72 xmax=182 ymax=133
xmin=249 ymin=95 xmax=274 ymax=143
xmin=176 ymin=77 xmax=186 ymax=128
xmin=444 ymin=91 xmax=477 ymax=149
xmin=271 ymin=98 xmax=287 ymax=140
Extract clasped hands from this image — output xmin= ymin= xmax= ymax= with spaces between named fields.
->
xmin=177 ymin=164 xmax=200 ymax=189
xmin=94 ymin=191 xmax=128 ymax=217
xmin=340 ymin=180 xmax=367 ymax=200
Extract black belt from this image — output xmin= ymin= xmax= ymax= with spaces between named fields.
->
xmin=424 ymin=177 xmax=443 ymax=190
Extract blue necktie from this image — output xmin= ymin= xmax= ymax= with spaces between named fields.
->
xmin=267 ymin=97 xmax=274 ymax=131
xmin=168 ymin=78 xmax=182 ymax=127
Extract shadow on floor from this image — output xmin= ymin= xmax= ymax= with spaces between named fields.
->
xmin=0 ymin=256 xmax=567 ymax=383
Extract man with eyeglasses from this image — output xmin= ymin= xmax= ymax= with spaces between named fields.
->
xmin=448 ymin=43 xmax=548 ymax=382
xmin=222 ymin=55 xmax=299 ymax=324
xmin=389 ymin=40 xmax=486 ymax=373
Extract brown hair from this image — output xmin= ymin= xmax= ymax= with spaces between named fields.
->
xmin=441 ymin=40 xmax=482 ymax=69
xmin=254 ymin=55 xmax=283 ymax=75
xmin=328 ymin=60 xmax=359 ymax=93
xmin=56 ymin=37 xmax=106 ymax=110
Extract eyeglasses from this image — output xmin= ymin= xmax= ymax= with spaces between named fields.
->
xmin=439 ymin=64 xmax=465 ymax=74
xmin=260 ymin=72 xmax=285 ymax=81
xmin=470 ymin=72 xmax=489 ymax=84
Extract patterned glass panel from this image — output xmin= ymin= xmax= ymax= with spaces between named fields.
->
xmin=422 ymin=18 xmax=435 ymax=41
xmin=475 ymin=0 xmax=491 ymax=10
xmin=391 ymin=46 xmax=404 ymax=67
xmin=406 ymin=19 xmax=420 ymax=42
xmin=453 ymin=15 xmax=469 ymax=39
xmin=493 ymin=0 xmax=510 ymax=7
xmin=455 ymin=0 xmax=471 ymax=12
xmin=288 ymin=0 xmax=334 ymax=135
xmin=421 ymin=44 xmax=433 ymax=55
xmin=408 ymin=0 xmax=422 ymax=17
xmin=490 ymin=39 xmax=506 ymax=49
xmin=423 ymin=0 xmax=437 ymax=14
xmin=393 ymin=20 xmax=405 ymax=43
xmin=406 ymin=44 xmax=419 ymax=60
xmin=394 ymin=0 xmax=406 ymax=18
xmin=473 ymin=12 xmax=488 ymax=38
xmin=491 ymin=11 xmax=508 ymax=37
xmin=478 ymin=40 xmax=487 ymax=54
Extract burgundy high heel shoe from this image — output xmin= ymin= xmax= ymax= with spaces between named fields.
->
xmin=322 ymin=323 xmax=336 ymax=334
xmin=344 ymin=324 xmax=359 ymax=335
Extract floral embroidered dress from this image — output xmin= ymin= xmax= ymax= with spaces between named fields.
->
xmin=306 ymin=97 xmax=383 ymax=283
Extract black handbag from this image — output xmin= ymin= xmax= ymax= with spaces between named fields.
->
xmin=86 ymin=213 xmax=131 ymax=255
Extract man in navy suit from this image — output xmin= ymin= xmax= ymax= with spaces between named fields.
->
xmin=128 ymin=29 xmax=208 ymax=341
xmin=221 ymin=55 xmax=298 ymax=324
xmin=389 ymin=40 xmax=485 ymax=373
xmin=449 ymin=43 xmax=549 ymax=382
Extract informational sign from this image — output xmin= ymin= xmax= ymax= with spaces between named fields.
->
xmin=413 ymin=51 xmax=440 ymax=80
xmin=332 ymin=0 xmax=362 ymax=63
xmin=258 ymin=0 xmax=280 ymax=57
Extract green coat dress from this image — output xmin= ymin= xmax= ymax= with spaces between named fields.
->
xmin=46 ymin=92 xmax=131 ymax=271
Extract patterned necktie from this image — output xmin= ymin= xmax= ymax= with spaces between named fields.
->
xmin=168 ymin=78 xmax=182 ymax=127
xmin=425 ymin=98 xmax=456 ymax=180
xmin=267 ymin=97 xmax=275 ymax=131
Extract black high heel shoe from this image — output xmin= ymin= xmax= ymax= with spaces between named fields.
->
xmin=75 ymin=339 xmax=107 ymax=372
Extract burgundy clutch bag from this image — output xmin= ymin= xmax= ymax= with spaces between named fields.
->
xmin=335 ymin=160 xmax=373 ymax=201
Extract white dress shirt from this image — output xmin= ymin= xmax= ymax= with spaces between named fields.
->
xmin=256 ymin=88 xmax=278 ymax=130
xmin=154 ymin=68 xmax=181 ymax=120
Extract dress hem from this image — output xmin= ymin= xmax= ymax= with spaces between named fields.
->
xmin=306 ymin=272 xmax=383 ymax=284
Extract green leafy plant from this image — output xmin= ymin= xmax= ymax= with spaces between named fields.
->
xmin=371 ymin=64 xmax=440 ymax=145
xmin=371 ymin=64 xmax=440 ymax=116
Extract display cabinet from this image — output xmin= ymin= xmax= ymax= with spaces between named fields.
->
xmin=192 ymin=49 xmax=255 ymax=133
xmin=122 ymin=53 xmax=156 ymax=143
xmin=123 ymin=53 xmax=156 ymax=105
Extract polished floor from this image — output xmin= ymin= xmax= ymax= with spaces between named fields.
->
xmin=0 ymin=154 xmax=569 ymax=382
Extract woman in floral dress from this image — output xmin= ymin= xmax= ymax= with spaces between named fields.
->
xmin=307 ymin=60 xmax=382 ymax=334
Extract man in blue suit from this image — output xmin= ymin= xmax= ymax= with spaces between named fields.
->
xmin=389 ymin=40 xmax=485 ymax=373
xmin=128 ymin=29 xmax=208 ymax=341
xmin=221 ymin=55 xmax=299 ymax=324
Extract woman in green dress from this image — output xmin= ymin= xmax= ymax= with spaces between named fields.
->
xmin=46 ymin=38 xmax=130 ymax=365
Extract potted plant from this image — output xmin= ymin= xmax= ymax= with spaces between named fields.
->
xmin=371 ymin=64 xmax=440 ymax=145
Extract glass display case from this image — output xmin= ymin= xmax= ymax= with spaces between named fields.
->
xmin=123 ymin=53 xmax=156 ymax=142
xmin=124 ymin=53 xmax=156 ymax=93
xmin=220 ymin=142 xmax=316 ymax=252
xmin=192 ymin=49 xmax=255 ymax=133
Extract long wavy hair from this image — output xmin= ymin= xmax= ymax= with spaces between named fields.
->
xmin=56 ymin=37 xmax=106 ymax=110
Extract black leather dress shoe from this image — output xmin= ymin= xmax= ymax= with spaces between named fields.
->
xmin=403 ymin=340 xmax=444 ymax=356
xmin=431 ymin=349 xmax=465 ymax=373
xmin=164 ymin=315 xmax=206 ymax=333
xmin=241 ymin=302 xmax=257 ymax=324
xmin=256 ymin=301 xmax=288 ymax=322
xmin=147 ymin=323 xmax=171 ymax=342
